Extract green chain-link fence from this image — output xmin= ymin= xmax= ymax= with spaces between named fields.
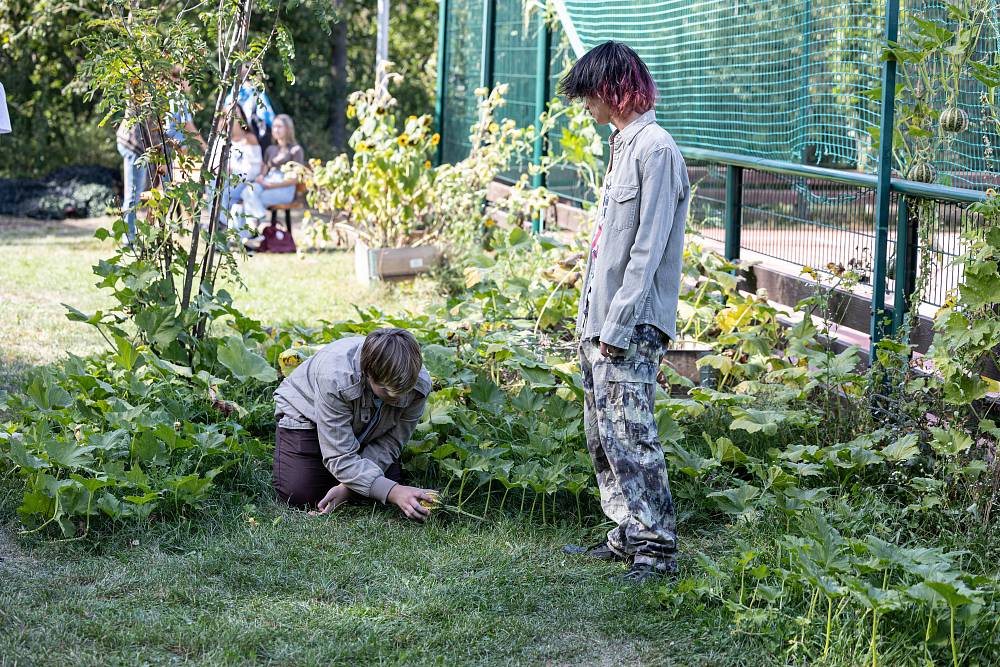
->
xmin=440 ymin=0 xmax=999 ymax=189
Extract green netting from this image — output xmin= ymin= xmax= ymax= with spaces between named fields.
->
xmin=441 ymin=3 xmax=595 ymax=201
xmin=441 ymin=0 xmax=483 ymax=164
xmin=559 ymin=0 xmax=1000 ymax=188
xmin=442 ymin=0 xmax=1000 ymax=197
xmin=561 ymin=0 xmax=884 ymax=170
xmin=492 ymin=2 xmax=539 ymax=180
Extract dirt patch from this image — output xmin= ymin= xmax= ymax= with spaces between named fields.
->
xmin=0 ymin=524 xmax=29 ymax=568
xmin=543 ymin=631 xmax=642 ymax=667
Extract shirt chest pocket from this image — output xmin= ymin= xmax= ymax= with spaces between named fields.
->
xmin=607 ymin=184 xmax=639 ymax=231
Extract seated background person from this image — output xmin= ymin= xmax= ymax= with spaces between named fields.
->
xmin=240 ymin=113 xmax=304 ymax=224
xmin=272 ymin=328 xmax=437 ymax=521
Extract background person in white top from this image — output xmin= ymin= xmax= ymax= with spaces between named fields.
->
xmin=211 ymin=106 xmax=263 ymax=239
xmin=0 ymin=81 xmax=11 ymax=134
xmin=239 ymin=114 xmax=304 ymax=225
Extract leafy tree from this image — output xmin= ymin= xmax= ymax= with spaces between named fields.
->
xmin=0 ymin=0 xmax=116 ymax=178
xmin=260 ymin=0 xmax=438 ymax=159
xmin=0 ymin=0 xmax=440 ymax=180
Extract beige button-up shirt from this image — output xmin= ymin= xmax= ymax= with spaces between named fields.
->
xmin=274 ymin=336 xmax=431 ymax=502
xmin=577 ymin=110 xmax=690 ymax=349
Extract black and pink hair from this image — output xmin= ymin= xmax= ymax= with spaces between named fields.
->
xmin=558 ymin=41 xmax=657 ymax=116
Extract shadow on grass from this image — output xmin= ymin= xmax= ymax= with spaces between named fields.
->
xmin=0 ymin=215 xmax=107 ymax=244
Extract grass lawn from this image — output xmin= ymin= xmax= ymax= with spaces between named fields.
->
xmin=0 ymin=216 xmax=438 ymax=394
xmin=0 ymin=216 xmax=747 ymax=666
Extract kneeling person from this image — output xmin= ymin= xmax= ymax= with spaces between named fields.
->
xmin=272 ymin=328 xmax=435 ymax=520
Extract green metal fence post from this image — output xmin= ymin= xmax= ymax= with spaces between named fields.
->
xmin=433 ymin=0 xmax=448 ymax=166
xmin=870 ymin=0 xmax=901 ymax=346
xmin=531 ymin=10 xmax=551 ymax=234
xmin=480 ymin=0 xmax=496 ymax=91
xmin=891 ymin=195 xmax=919 ymax=334
xmin=724 ymin=165 xmax=743 ymax=261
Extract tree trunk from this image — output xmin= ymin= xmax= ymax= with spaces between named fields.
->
xmin=330 ymin=0 xmax=347 ymax=153
xmin=376 ymin=0 xmax=389 ymax=90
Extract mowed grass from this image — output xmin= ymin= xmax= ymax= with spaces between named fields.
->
xmin=0 ymin=495 xmax=744 ymax=666
xmin=0 ymin=216 xmax=747 ymax=666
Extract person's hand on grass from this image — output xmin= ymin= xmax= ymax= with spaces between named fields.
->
xmin=387 ymin=485 xmax=435 ymax=522
xmin=309 ymin=483 xmax=352 ymax=516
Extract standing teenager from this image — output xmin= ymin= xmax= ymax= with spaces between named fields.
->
xmin=559 ymin=41 xmax=690 ymax=582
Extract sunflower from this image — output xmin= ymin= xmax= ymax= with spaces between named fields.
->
xmin=397 ymin=134 xmax=410 ymax=147
xmin=430 ymin=133 xmax=440 ymax=146
xmin=424 ymin=160 xmax=432 ymax=169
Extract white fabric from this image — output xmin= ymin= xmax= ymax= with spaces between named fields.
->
xmin=0 ymin=82 xmax=11 ymax=134
xmin=241 ymin=173 xmax=296 ymax=219
xmin=229 ymin=140 xmax=262 ymax=182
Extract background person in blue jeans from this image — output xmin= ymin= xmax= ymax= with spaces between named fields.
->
xmin=163 ymin=68 xmax=208 ymax=181
xmin=115 ymin=122 xmax=150 ymax=241
xmin=114 ymin=69 xmax=205 ymax=242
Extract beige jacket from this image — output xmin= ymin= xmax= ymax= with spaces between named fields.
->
xmin=274 ymin=336 xmax=431 ymax=502
xmin=577 ymin=110 xmax=690 ymax=348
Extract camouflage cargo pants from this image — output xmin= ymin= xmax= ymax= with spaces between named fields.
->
xmin=579 ymin=324 xmax=678 ymax=571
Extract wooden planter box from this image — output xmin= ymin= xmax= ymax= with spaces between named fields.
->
xmin=354 ymin=239 xmax=441 ymax=284
xmin=663 ymin=340 xmax=716 ymax=394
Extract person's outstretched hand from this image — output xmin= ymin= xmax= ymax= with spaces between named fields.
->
xmin=387 ymin=485 xmax=435 ymax=522
xmin=309 ymin=483 xmax=352 ymax=516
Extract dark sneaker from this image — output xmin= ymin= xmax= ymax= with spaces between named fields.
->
xmin=612 ymin=561 xmax=678 ymax=584
xmin=563 ymin=541 xmax=628 ymax=562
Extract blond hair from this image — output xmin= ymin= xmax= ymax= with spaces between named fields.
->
xmin=273 ymin=114 xmax=297 ymax=147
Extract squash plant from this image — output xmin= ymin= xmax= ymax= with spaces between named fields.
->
xmin=882 ymin=1 xmax=998 ymax=183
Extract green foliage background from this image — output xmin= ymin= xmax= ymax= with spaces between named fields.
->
xmin=0 ymin=0 xmax=439 ymax=179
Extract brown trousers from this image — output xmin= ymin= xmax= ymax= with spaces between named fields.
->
xmin=272 ymin=426 xmax=404 ymax=508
